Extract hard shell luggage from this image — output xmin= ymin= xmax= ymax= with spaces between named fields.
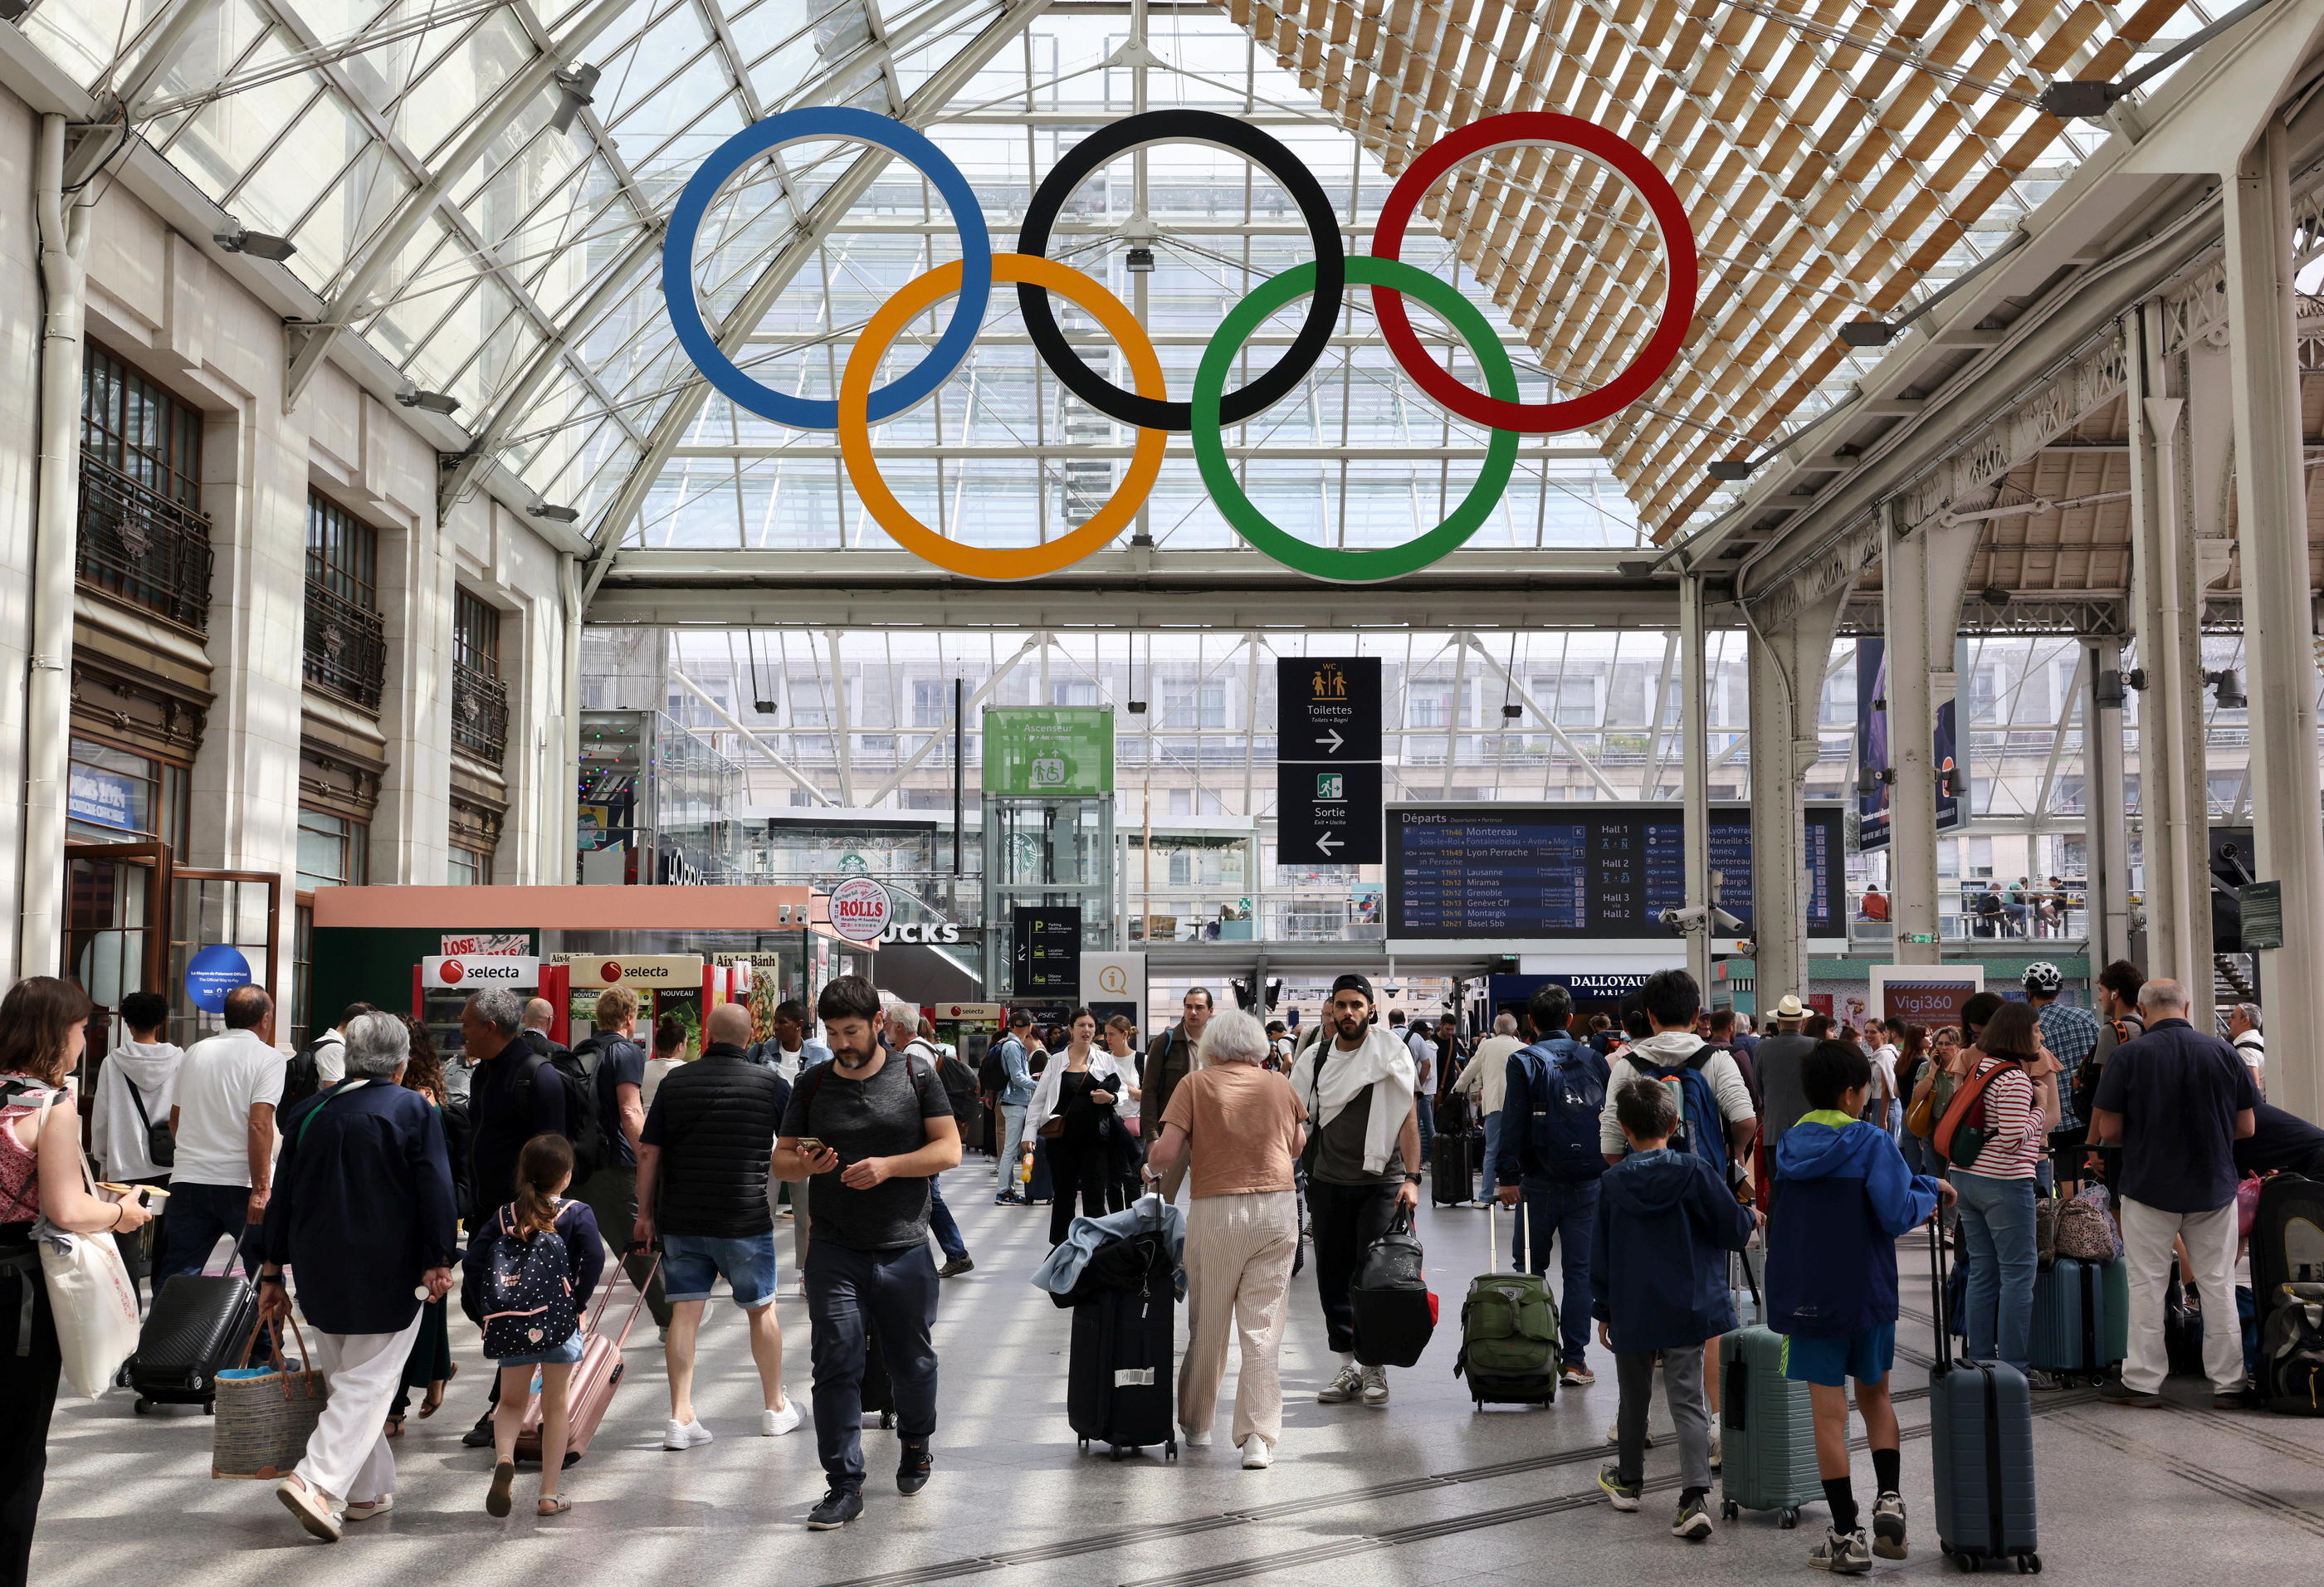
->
xmin=1453 ymin=1202 xmax=1556 ymax=1408
xmin=1067 ymin=1233 xmax=1177 ymax=1459
xmin=1719 ymin=1249 xmax=1819 ymax=1527
xmin=515 ymin=1255 xmax=658 ymax=1465
xmin=2027 ymin=1255 xmax=2123 ymax=1386
xmin=860 ymin=1320 xmax=894 ymax=1429
xmin=1431 ymin=1132 xmax=1475 ymax=1206
xmin=2251 ymin=1174 xmax=2324 ymax=1318
xmin=1350 ymin=1207 xmax=1438 ymax=1369
xmin=129 ymin=1274 xmax=258 ymax=1413
xmin=1926 ymin=1225 xmax=2042 ymax=1574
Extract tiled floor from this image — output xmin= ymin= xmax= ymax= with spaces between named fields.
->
xmin=33 ymin=1172 xmax=2324 ymax=1585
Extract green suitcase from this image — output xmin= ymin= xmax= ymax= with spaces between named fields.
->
xmin=1719 ymin=1252 xmax=1820 ymax=1528
xmin=1454 ymin=1203 xmax=1558 ymax=1408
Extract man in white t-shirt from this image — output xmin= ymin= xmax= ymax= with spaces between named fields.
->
xmin=162 ymin=984 xmax=286 ymax=1280
xmin=1864 ymin=1018 xmax=1902 ymax=1134
xmin=2228 ymin=1003 xmax=2265 ymax=1099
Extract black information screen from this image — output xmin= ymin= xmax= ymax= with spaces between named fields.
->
xmin=1387 ymin=803 xmax=1843 ymax=940
xmin=1011 ymin=906 xmax=1082 ymax=999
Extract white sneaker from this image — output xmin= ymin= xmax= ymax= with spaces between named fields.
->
xmin=665 ymin=1419 xmax=714 ymax=1450
xmin=1181 ymin=1424 xmax=1212 ymax=1449
xmin=343 ymin=1495 xmax=393 ymax=1522
xmin=1605 ymin=1419 xmax=1655 ymax=1448
xmin=1360 ymin=1365 xmax=1389 ymax=1406
xmin=762 ymin=1399 xmax=803 ymax=1437
xmin=1708 ymin=1427 xmax=1722 ymax=1472
xmin=1240 ymin=1437 xmax=1275 ymax=1469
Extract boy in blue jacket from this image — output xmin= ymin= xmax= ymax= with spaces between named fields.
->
xmin=1594 ymin=1078 xmax=1758 ymax=1541
xmin=1767 ymin=1040 xmax=1952 ymax=1575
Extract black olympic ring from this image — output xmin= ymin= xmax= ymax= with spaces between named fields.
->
xmin=1014 ymin=109 xmax=1347 ymax=432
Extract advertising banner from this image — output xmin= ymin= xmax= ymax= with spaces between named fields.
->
xmin=422 ymin=955 xmax=541 ymax=989
xmin=1855 ymin=637 xmax=1961 ymax=852
xmin=553 ymin=953 xmax=706 ymax=989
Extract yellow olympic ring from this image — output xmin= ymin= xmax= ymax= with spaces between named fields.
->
xmin=838 ymin=253 xmax=1166 ymax=582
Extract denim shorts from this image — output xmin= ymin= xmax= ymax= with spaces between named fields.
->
xmin=662 ymin=1230 xmax=780 ymax=1309
xmin=1781 ymin=1322 xmax=1896 ymax=1388
xmin=494 ymin=1333 xmax=585 ymax=1369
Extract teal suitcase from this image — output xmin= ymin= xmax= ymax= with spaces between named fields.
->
xmin=1719 ymin=1252 xmax=1820 ymax=1528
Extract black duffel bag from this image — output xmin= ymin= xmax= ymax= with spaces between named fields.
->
xmin=1350 ymin=1207 xmax=1438 ymax=1368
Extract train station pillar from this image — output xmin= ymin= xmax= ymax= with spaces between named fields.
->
xmin=2081 ymin=635 xmax=2136 ymax=972
xmin=1881 ymin=504 xmax=1981 ymax=965
xmin=1746 ymin=588 xmax=1844 ymax=1013
xmin=2224 ymin=120 xmax=2324 ymax=1119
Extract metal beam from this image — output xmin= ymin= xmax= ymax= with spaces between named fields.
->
xmin=1457 ymin=635 xmax=1626 ymax=800
xmin=669 ymin=669 xmax=834 ymax=807
xmin=666 ymin=443 xmax=1604 ymax=461
xmin=857 ymin=635 xmax=1043 ymax=806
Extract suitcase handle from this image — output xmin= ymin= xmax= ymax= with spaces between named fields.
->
xmin=1928 ymin=1219 xmax=1952 ymax=1370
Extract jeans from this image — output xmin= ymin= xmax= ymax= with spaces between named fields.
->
xmin=994 ymin=1105 xmax=1027 ymax=1195
xmin=1516 ymin=1175 xmax=1602 ymax=1365
xmin=1952 ymin=1170 xmax=2037 ymax=1372
xmin=1415 ymin=1093 xmax=1435 ymax=1155
xmin=1615 ymin=1345 xmax=1711 ymax=1490
xmin=159 ymin=1180 xmax=265 ymax=1279
xmin=1479 ymin=1112 xmax=1501 ymax=1203
xmin=1307 ymin=1178 xmax=1401 ymax=1355
xmin=926 ymin=1175 xmax=968 ymax=1262
xmin=804 ymin=1241 xmax=940 ymax=1492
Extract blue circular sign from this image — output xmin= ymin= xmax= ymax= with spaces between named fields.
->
xmin=185 ymin=944 xmax=252 ymax=1014
xmin=662 ymin=106 xmax=991 ymax=430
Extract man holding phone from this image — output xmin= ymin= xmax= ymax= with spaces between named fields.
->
xmin=774 ymin=975 xmax=961 ymax=1531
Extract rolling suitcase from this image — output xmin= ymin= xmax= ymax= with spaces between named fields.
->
xmin=860 ymin=1319 xmax=894 ymax=1430
xmin=515 ymin=1256 xmax=658 ymax=1466
xmin=2251 ymin=1174 xmax=2324 ymax=1319
xmin=1431 ymin=1132 xmax=1475 ymax=1206
xmin=1926 ymin=1225 xmax=2041 ymax=1574
xmin=1067 ymin=1233 xmax=1177 ymax=1459
xmin=1719 ymin=1249 xmax=1819 ymax=1528
xmin=1453 ymin=1202 xmax=1556 ymax=1408
xmin=129 ymin=1274 xmax=258 ymax=1414
xmin=2028 ymin=1255 xmax=2123 ymax=1386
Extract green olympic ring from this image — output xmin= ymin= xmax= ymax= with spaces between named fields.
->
xmin=1191 ymin=256 xmax=1520 ymax=584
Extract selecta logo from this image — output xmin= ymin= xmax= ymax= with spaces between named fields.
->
xmin=829 ymin=877 xmax=893 ymax=943
xmin=438 ymin=959 xmax=465 ymax=985
xmin=600 ymin=960 xmax=624 ymax=984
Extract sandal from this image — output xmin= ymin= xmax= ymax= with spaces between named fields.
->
xmin=383 ymin=1415 xmax=405 ymax=1438
xmin=536 ymin=1496 xmax=572 ymax=1516
xmin=486 ymin=1460 xmax=515 ymax=1518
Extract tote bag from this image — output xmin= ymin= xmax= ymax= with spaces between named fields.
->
xmin=22 ymin=1089 xmax=142 ymax=1399
xmin=212 ymin=1313 xmax=330 ymax=1479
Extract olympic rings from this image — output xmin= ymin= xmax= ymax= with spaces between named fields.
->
xmin=838 ymin=254 xmax=1168 ymax=582
xmin=1014 ymin=110 xmax=1346 ymax=432
xmin=1193 ymin=258 xmax=1520 ymax=584
xmin=662 ymin=107 xmax=992 ymax=430
xmin=1370 ymin=113 xmax=1698 ymax=434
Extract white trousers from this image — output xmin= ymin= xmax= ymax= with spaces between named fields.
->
xmin=1178 ymin=1190 xmax=1299 ymax=1448
xmin=2119 ymin=1195 xmax=2243 ymax=1394
xmin=293 ymin=1311 xmax=427 ymax=1507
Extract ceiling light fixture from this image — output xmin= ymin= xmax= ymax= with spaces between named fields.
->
xmin=397 ymin=388 xmax=461 ymax=415
xmin=529 ymin=502 xmax=581 ymax=523
xmin=215 ymin=227 xmax=296 ymax=261
xmin=1706 ymin=459 xmax=1754 ymax=482
xmin=2206 ymin=667 xmax=2248 ymax=710
xmin=549 ymin=64 xmax=600 ymax=134
xmin=2043 ymin=0 xmax=2276 ymax=120
xmin=1840 ymin=320 xmax=1898 ymax=348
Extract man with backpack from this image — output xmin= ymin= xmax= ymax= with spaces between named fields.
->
xmin=288 ymin=1002 xmax=374 ymax=1106
xmin=983 ymin=1009 xmax=1036 ymax=1204
xmin=1496 ymin=982 xmax=1612 ymax=1387
xmin=574 ymin=985 xmax=670 ymax=1336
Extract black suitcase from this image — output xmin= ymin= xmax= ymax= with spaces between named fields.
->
xmin=1067 ymin=1234 xmax=1177 ymax=1459
xmin=859 ymin=1320 xmax=894 ymax=1429
xmin=1925 ymin=1226 xmax=2041 ymax=1572
xmin=1431 ymin=1133 xmax=1475 ymax=1206
xmin=129 ymin=1274 xmax=257 ymax=1413
xmin=2252 ymin=1174 xmax=2324 ymax=1315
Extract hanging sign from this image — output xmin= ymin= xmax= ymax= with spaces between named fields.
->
xmin=829 ymin=877 xmax=895 ymax=942
xmin=184 ymin=945 xmax=252 ymax=1013
xmin=422 ymin=955 xmax=541 ymax=989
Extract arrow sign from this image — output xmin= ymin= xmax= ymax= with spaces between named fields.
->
xmin=1318 ymin=728 xmax=1344 ymax=754
xmin=1316 ymin=833 xmax=1342 ymax=855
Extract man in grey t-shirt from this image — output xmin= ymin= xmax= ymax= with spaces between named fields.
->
xmin=773 ymin=976 xmax=960 ymax=1531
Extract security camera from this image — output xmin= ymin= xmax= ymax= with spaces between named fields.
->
xmin=1659 ymin=903 xmax=1745 ymax=936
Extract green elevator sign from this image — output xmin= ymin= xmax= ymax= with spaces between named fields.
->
xmin=984 ymin=707 xmax=1115 ymax=796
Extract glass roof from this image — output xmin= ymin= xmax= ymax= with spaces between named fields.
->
xmin=22 ymin=0 xmax=2222 ymax=563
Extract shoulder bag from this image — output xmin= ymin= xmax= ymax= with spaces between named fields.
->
xmin=22 ymin=1088 xmax=144 ymax=1398
xmin=120 ymin=1072 xmax=173 ymax=1169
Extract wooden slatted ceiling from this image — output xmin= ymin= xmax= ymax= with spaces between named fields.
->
xmin=1226 ymin=0 xmax=2190 ymax=540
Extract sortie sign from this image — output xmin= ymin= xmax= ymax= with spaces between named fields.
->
xmin=829 ymin=877 xmax=894 ymax=943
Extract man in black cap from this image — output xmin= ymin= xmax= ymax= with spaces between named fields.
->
xmin=1286 ymin=973 xmax=1421 ymax=1409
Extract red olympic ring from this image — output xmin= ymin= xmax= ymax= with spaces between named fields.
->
xmin=1370 ymin=113 xmax=1697 ymax=435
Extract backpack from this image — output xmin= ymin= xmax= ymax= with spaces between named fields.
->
xmin=979 ymin=1036 xmax=1018 ymax=1095
xmin=1513 ymin=1038 xmax=1605 ymax=1179
xmin=282 ymin=1036 xmax=330 ymax=1109
xmin=469 ymin=1205 xmax=579 ymax=1359
xmin=2261 ymin=1282 xmax=2324 ymax=1414
xmin=1628 ymin=1049 xmax=1727 ymax=1181
xmin=1933 ymin=1059 xmax=2009 ymax=1169
xmin=525 ymin=1047 xmax=608 ymax=1182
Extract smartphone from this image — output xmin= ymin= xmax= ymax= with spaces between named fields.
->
xmin=794 ymin=1137 xmax=829 ymax=1157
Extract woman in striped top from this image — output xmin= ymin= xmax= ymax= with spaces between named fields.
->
xmin=1947 ymin=1001 xmax=2053 ymax=1385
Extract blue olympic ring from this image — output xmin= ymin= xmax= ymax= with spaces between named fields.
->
xmin=662 ymin=106 xmax=992 ymax=431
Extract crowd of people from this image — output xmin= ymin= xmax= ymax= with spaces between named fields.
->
xmin=4 ymin=954 xmax=2321 ymax=1580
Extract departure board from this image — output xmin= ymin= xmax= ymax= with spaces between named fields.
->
xmin=1387 ymin=803 xmax=1844 ymax=941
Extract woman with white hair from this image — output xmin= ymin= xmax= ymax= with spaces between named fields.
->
xmin=1145 ymin=1008 xmax=1308 ymax=1468
xmin=259 ymin=1011 xmax=460 ymax=1543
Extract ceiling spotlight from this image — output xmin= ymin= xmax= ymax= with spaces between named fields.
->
xmin=1500 ymin=702 xmax=1523 ymax=720
xmin=1125 ymin=246 xmax=1155 ymax=274
xmin=1840 ymin=320 xmax=1898 ymax=349
xmin=1706 ymin=459 xmax=1754 ymax=482
xmin=215 ymin=227 xmax=296 ymax=262
xmin=1980 ymin=584 xmax=2012 ymax=607
xmin=1126 ymin=700 xmax=1148 ymax=714
xmin=2094 ymin=669 xmax=2127 ymax=710
xmin=753 ymin=700 xmax=776 ymax=715
xmin=529 ymin=501 xmax=580 ymax=523
xmin=1617 ymin=559 xmax=1658 ymax=579
xmin=549 ymin=64 xmax=600 ymax=134
xmin=2040 ymin=80 xmax=2126 ymax=120
xmin=2125 ymin=666 xmax=2151 ymax=692
xmin=0 ymin=1 xmax=32 ymax=22
xmin=397 ymin=388 xmax=461 ymax=415
xmin=2206 ymin=667 xmax=2248 ymax=710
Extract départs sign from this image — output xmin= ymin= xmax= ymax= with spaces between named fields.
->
xmin=422 ymin=955 xmax=541 ymax=989
xmin=828 ymin=877 xmax=894 ymax=943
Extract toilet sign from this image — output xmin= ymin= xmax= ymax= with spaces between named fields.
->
xmin=828 ymin=877 xmax=893 ymax=942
